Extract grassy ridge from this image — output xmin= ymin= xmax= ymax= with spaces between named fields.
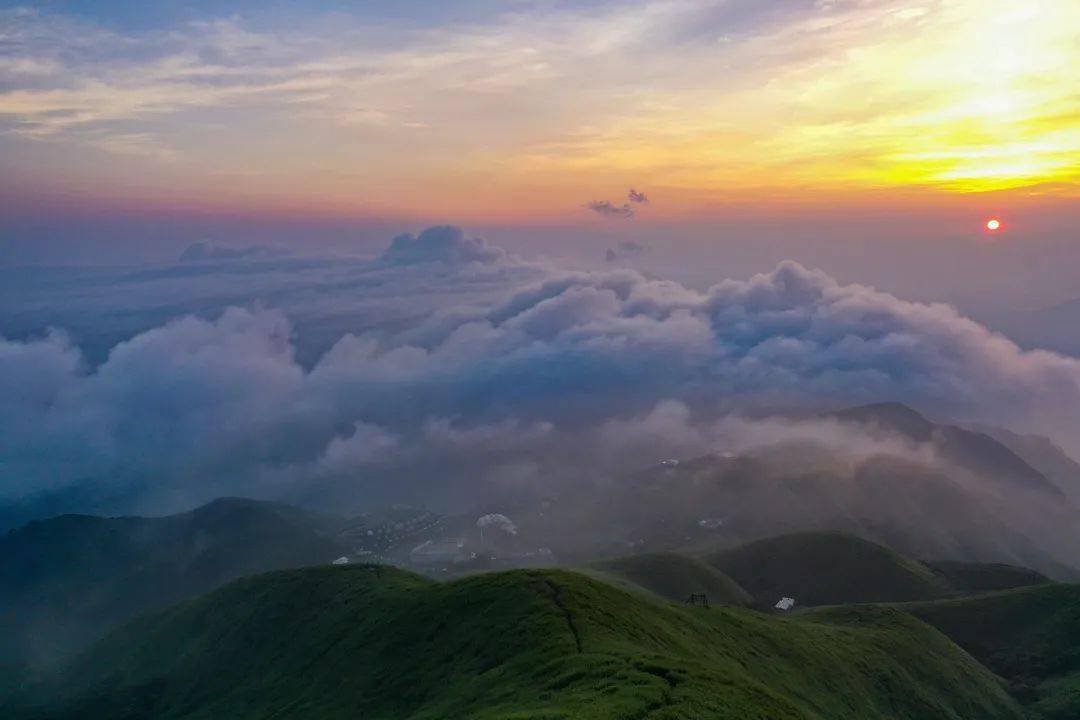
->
xmin=0 ymin=498 xmax=345 ymax=668
xmin=11 ymin=565 xmax=1021 ymax=720
xmin=924 ymin=561 xmax=1050 ymax=594
xmin=702 ymin=532 xmax=952 ymax=607
xmin=898 ymin=584 xmax=1080 ymax=720
xmin=588 ymin=553 xmax=752 ymax=606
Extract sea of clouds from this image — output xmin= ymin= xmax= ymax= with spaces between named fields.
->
xmin=3 ymin=225 xmax=1079 ymax=519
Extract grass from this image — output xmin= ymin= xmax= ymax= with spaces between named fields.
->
xmin=587 ymin=553 xmax=752 ymax=606
xmin=924 ymin=561 xmax=1050 ymax=594
xmin=700 ymin=531 xmax=952 ymax=607
xmin=896 ymin=583 xmax=1080 ymax=720
xmin=0 ymin=498 xmax=345 ymax=668
xmin=9 ymin=564 xmax=1022 ymax=720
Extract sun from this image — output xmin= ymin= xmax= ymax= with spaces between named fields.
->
xmin=986 ymin=218 xmax=1001 ymax=231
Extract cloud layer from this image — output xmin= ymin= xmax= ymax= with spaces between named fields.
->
xmin=2 ymin=226 xmax=1080 ymax=518
xmin=179 ymin=240 xmax=290 ymax=263
xmin=381 ymin=226 xmax=507 ymax=265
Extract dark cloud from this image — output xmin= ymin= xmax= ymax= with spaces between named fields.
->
xmin=586 ymin=200 xmax=634 ymax=218
xmin=587 ymin=189 xmax=647 ymax=218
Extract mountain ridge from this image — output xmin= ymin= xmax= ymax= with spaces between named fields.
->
xmin=7 ymin=564 xmax=1023 ymax=720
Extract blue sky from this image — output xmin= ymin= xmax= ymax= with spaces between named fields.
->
xmin=0 ymin=0 xmax=511 ymax=31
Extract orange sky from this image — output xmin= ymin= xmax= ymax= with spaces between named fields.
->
xmin=1 ymin=0 xmax=1078 ymax=222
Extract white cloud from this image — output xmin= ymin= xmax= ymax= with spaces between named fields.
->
xmin=318 ymin=421 xmax=400 ymax=473
xmin=2 ymin=226 xmax=1080 ymax=514
xmin=381 ymin=225 xmax=507 ymax=265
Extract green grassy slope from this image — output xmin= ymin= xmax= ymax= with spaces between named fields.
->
xmin=0 ymin=498 xmax=346 ymax=668
xmin=925 ymin=561 xmax=1050 ymax=594
xmin=9 ymin=565 xmax=1021 ymax=720
xmin=702 ymin=532 xmax=951 ymax=606
xmin=588 ymin=553 xmax=752 ymax=606
xmin=898 ymin=584 xmax=1080 ymax=720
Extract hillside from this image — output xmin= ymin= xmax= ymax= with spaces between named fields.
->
xmin=974 ymin=425 xmax=1080 ymax=504
xmin=828 ymin=402 xmax=1062 ymax=497
xmin=926 ymin=561 xmax=1050 ymax=595
xmin=0 ymin=498 xmax=346 ymax=669
xmin=581 ymin=404 xmax=1080 ymax=579
xmin=702 ymin=532 xmax=951 ymax=607
xmin=899 ymin=584 xmax=1080 ymax=720
xmin=588 ymin=552 xmax=752 ymax=605
xmin=8 ymin=565 xmax=1021 ymax=720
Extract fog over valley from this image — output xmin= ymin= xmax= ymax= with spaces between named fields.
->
xmin=1 ymin=226 xmax=1078 ymax=582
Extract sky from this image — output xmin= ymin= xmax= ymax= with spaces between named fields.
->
xmin=1 ymin=1 xmax=1077 ymax=226
xmin=1 ymin=1 xmax=1079 ymax=521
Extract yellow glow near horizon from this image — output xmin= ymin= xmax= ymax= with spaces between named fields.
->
xmin=868 ymin=2 xmax=1079 ymax=192
xmin=513 ymin=0 xmax=1080 ymax=205
xmin=1 ymin=0 xmax=1077 ymax=217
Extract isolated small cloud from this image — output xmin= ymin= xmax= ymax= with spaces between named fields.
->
xmin=588 ymin=189 xmax=648 ymax=218
xmin=382 ymin=225 xmax=506 ymax=265
xmin=586 ymin=200 xmax=634 ymax=218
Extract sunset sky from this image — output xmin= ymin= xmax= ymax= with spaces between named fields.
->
xmin=2 ymin=0 xmax=1077 ymax=222
xmin=3 ymin=0 xmax=1080 ymax=520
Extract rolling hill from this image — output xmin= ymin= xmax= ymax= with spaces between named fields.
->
xmin=581 ymin=403 xmax=1080 ymax=579
xmin=588 ymin=552 xmax=752 ymax=606
xmin=925 ymin=561 xmax=1050 ymax=595
xmin=900 ymin=583 xmax=1080 ymax=720
xmin=702 ymin=532 xmax=952 ymax=607
xmin=0 ymin=497 xmax=347 ymax=669
xmin=591 ymin=538 xmax=1048 ymax=610
xmin=7 ymin=565 xmax=1022 ymax=720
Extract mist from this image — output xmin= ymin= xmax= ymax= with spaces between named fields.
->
xmin=3 ymin=225 xmax=1080 ymax=573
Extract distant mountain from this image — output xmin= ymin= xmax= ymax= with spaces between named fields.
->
xmin=6 ymin=565 xmax=1022 ymax=720
xmin=588 ymin=538 xmax=1047 ymax=612
xmin=972 ymin=424 xmax=1080 ymax=503
xmin=828 ymin=401 xmax=939 ymax=442
xmin=0 ymin=498 xmax=347 ymax=670
xmin=700 ymin=532 xmax=1048 ymax=608
xmin=828 ymin=402 xmax=1062 ymax=497
xmin=703 ymin=532 xmax=951 ymax=606
xmin=573 ymin=403 xmax=1080 ymax=579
